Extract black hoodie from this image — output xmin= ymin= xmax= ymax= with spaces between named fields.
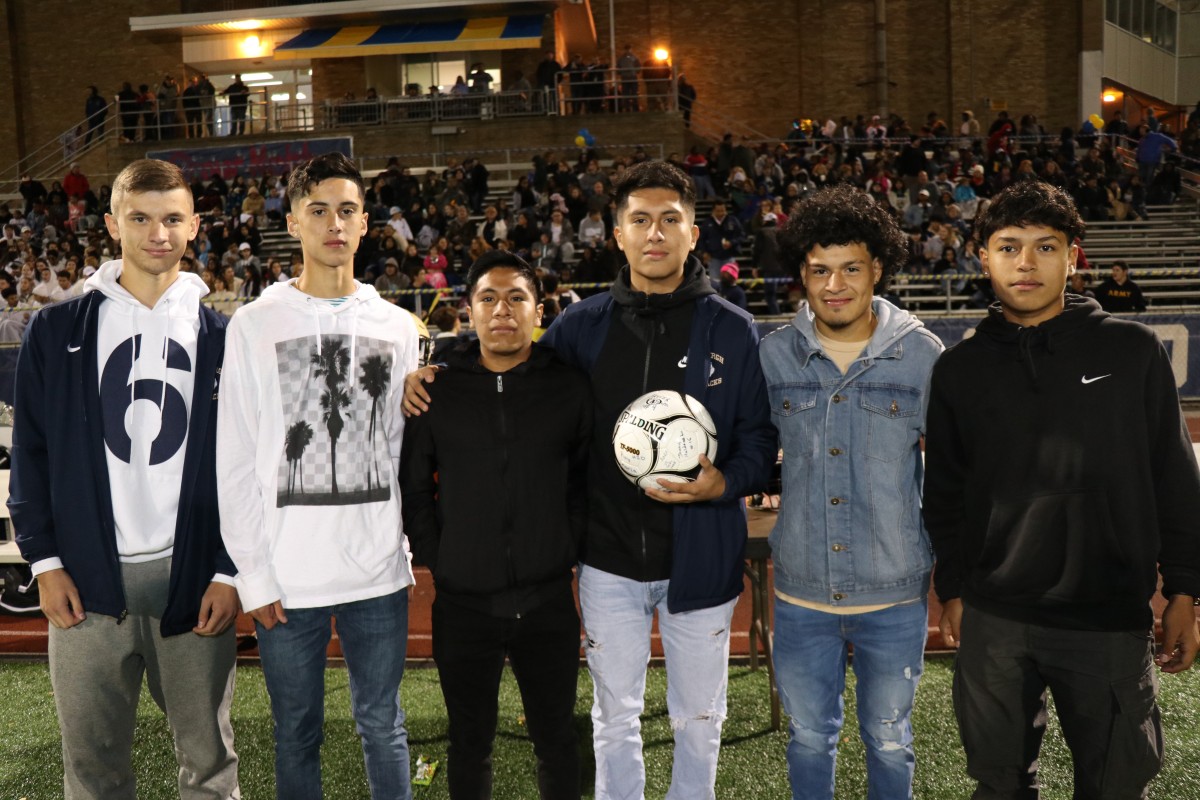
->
xmin=585 ymin=256 xmax=715 ymax=582
xmin=923 ymin=295 xmax=1200 ymax=631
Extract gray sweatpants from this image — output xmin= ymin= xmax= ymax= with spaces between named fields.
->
xmin=47 ymin=557 xmax=240 ymax=799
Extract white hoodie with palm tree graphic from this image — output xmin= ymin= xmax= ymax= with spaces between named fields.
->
xmin=217 ymin=279 xmax=420 ymax=611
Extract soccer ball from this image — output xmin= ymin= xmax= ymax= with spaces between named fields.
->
xmin=613 ymin=391 xmax=719 ymax=491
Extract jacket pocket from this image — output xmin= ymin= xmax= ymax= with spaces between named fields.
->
xmin=767 ymin=385 xmax=816 ymax=418
xmin=768 ymin=385 xmax=817 ymax=460
xmin=860 ymin=385 xmax=920 ymax=462
xmin=975 ymin=490 xmax=1133 ymax=604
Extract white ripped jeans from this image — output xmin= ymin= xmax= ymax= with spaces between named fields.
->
xmin=579 ymin=564 xmax=737 ymax=800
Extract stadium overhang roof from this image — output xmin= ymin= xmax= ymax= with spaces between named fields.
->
xmin=129 ymin=0 xmax=554 ymax=36
xmin=272 ymin=14 xmax=544 ymax=59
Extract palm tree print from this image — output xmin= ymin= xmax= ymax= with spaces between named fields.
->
xmin=358 ymin=354 xmax=391 ymax=491
xmin=310 ymin=337 xmax=352 ymax=497
xmin=284 ymin=419 xmax=313 ymax=497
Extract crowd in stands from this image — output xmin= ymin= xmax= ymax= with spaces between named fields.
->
xmin=72 ymin=74 xmax=254 ymax=149
xmin=0 ymin=161 xmax=291 ymax=340
xmin=333 ymin=100 xmax=1193 ymax=323
xmin=4 ymin=101 xmax=1196 ymax=343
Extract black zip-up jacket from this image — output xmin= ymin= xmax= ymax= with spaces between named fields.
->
xmin=923 ymin=295 xmax=1200 ymax=631
xmin=399 ymin=341 xmax=592 ymax=618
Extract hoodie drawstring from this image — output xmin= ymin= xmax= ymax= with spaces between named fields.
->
xmin=159 ymin=299 xmax=171 ymax=418
xmin=1016 ymin=326 xmax=1053 ymax=389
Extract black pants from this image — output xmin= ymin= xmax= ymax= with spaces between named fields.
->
xmin=954 ymin=603 xmax=1163 ymax=799
xmin=432 ymin=586 xmax=582 ymax=800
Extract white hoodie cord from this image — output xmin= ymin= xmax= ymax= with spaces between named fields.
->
xmin=159 ymin=298 xmax=171 ymax=418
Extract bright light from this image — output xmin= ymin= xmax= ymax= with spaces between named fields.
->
xmin=653 ymin=48 xmax=669 ymax=62
xmin=296 ymin=92 xmax=307 ymax=100
xmin=1102 ymin=92 xmax=1117 ymax=103
xmin=240 ymin=72 xmax=275 ymax=82
xmin=228 ymin=19 xmax=266 ymax=31
xmin=240 ymin=33 xmax=264 ymax=56
xmin=248 ymin=80 xmax=283 ymax=87
xmin=271 ymin=93 xmax=291 ymax=102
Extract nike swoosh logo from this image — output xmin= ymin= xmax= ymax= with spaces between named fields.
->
xmin=1081 ymin=374 xmax=1111 ymax=384
xmin=67 ymin=345 xmax=81 ymax=353
xmin=678 ymin=356 xmax=688 ymax=368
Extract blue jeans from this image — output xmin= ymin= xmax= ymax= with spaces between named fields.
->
xmin=579 ymin=564 xmax=737 ymax=800
xmin=256 ymin=590 xmax=412 ymax=800
xmin=773 ymin=597 xmax=928 ymax=800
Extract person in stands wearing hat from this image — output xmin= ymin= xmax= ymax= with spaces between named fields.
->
xmin=388 ymin=206 xmax=414 ymax=248
xmin=234 ymin=241 xmax=260 ymax=280
xmin=716 ymin=261 xmax=747 ymax=310
xmin=902 ymin=189 xmax=934 ymax=230
xmin=375 ymin=257 xmax=411 ymax=301
xmin=63 ymin=162 xmax=90 ymax=201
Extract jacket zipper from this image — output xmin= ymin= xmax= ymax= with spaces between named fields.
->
xmin=638 ymin=319 xmax=658 ymax=579
xmin=497 ymin=374 xmax=520 ymax=618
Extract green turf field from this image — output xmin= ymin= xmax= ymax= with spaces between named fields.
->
xmin=2 ymin=657 xmax=1199 ymax=798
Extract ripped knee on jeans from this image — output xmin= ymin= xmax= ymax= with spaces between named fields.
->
xmin=669 ymin=710 xmax=727 ymax=731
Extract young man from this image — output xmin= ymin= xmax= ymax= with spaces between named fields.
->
xmin=217 ymin=152 xmax=421 ymax=800
xmin=1094 ymin=259 xmax=1147 ymax=312
xmin=9 ymin=158 xmax=239 ymax=798
xmin=401 ymin=250 xmax=592 ymax=799
xmin=759 ymin=184 xmax=943 ymax=800
xmin=406 ymin=160 xmax=776 ymax=799
xmin=923 ymin=180 xmax=1200 ymax=797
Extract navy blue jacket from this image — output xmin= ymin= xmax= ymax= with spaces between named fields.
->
xmin=8 ymin=291 xmax=233 ymax=636
xmin=542 ymin=265 xmax=775 ymax=612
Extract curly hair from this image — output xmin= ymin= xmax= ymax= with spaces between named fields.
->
xmin=974 ymin=180 xmax=1084 ymax=248
xmin=778 ymin=184 xmax=908 ymax=293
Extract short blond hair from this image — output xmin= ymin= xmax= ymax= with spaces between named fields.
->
xmin=110 ymin=159 xmax=191 ymax=214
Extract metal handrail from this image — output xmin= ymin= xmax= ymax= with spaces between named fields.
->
xmin=0 ymin=107 xmax=116 ymax=197
xmin=552 ymin=66 xmax=678 ymax=116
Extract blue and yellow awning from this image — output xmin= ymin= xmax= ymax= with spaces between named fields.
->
xmin=274 ymin=15 xmax=545 ymax=59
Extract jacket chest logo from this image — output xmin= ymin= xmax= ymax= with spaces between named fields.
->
xmin=707 ymin=351 xmax=724 ymax=387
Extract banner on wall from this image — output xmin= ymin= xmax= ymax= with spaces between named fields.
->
xmin=146 ymin=137 xmax=353 ymax=181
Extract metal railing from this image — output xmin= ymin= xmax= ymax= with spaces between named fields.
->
xmin=0 ymin=108 xmax=115 ymax=197
xmin=688 ymin=101 xmax=776 ymax=146
xmin=306 ymin=88 xmax=561 ymax=132
xmin=553 ymin=67 xmax=678 ymax=117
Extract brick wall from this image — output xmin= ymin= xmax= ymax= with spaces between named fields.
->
xmin=102 ymin=112 xmax=688 ymax=176
xmin=0 ymin=0 xmax=1089 ymax=186
xmin=0 ymin=0 xmax=184 ymax=179
xmin=312 ymin=58 xmax=367 ymax=106
xmin=591 ymin=0 xmax=1085 ymax=138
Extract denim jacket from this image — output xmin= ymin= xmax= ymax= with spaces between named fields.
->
xmin=758 ymin=298 xmax=944 ymax=606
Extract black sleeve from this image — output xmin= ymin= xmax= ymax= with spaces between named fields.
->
xmin=8 ymin=312 xmax=58 ymax=566
xmin=922 ymin=358 xmax=968 ymax=602
xmin=1132 ymin=283 xmax=1148 ymax=312
xmin=566 ymin=379 xmax=593 ymax=553
xmin=399 ymin=408 xmax=441 ymax=571
xmin=1148 ymin=339 xmax=1200 ymax=599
